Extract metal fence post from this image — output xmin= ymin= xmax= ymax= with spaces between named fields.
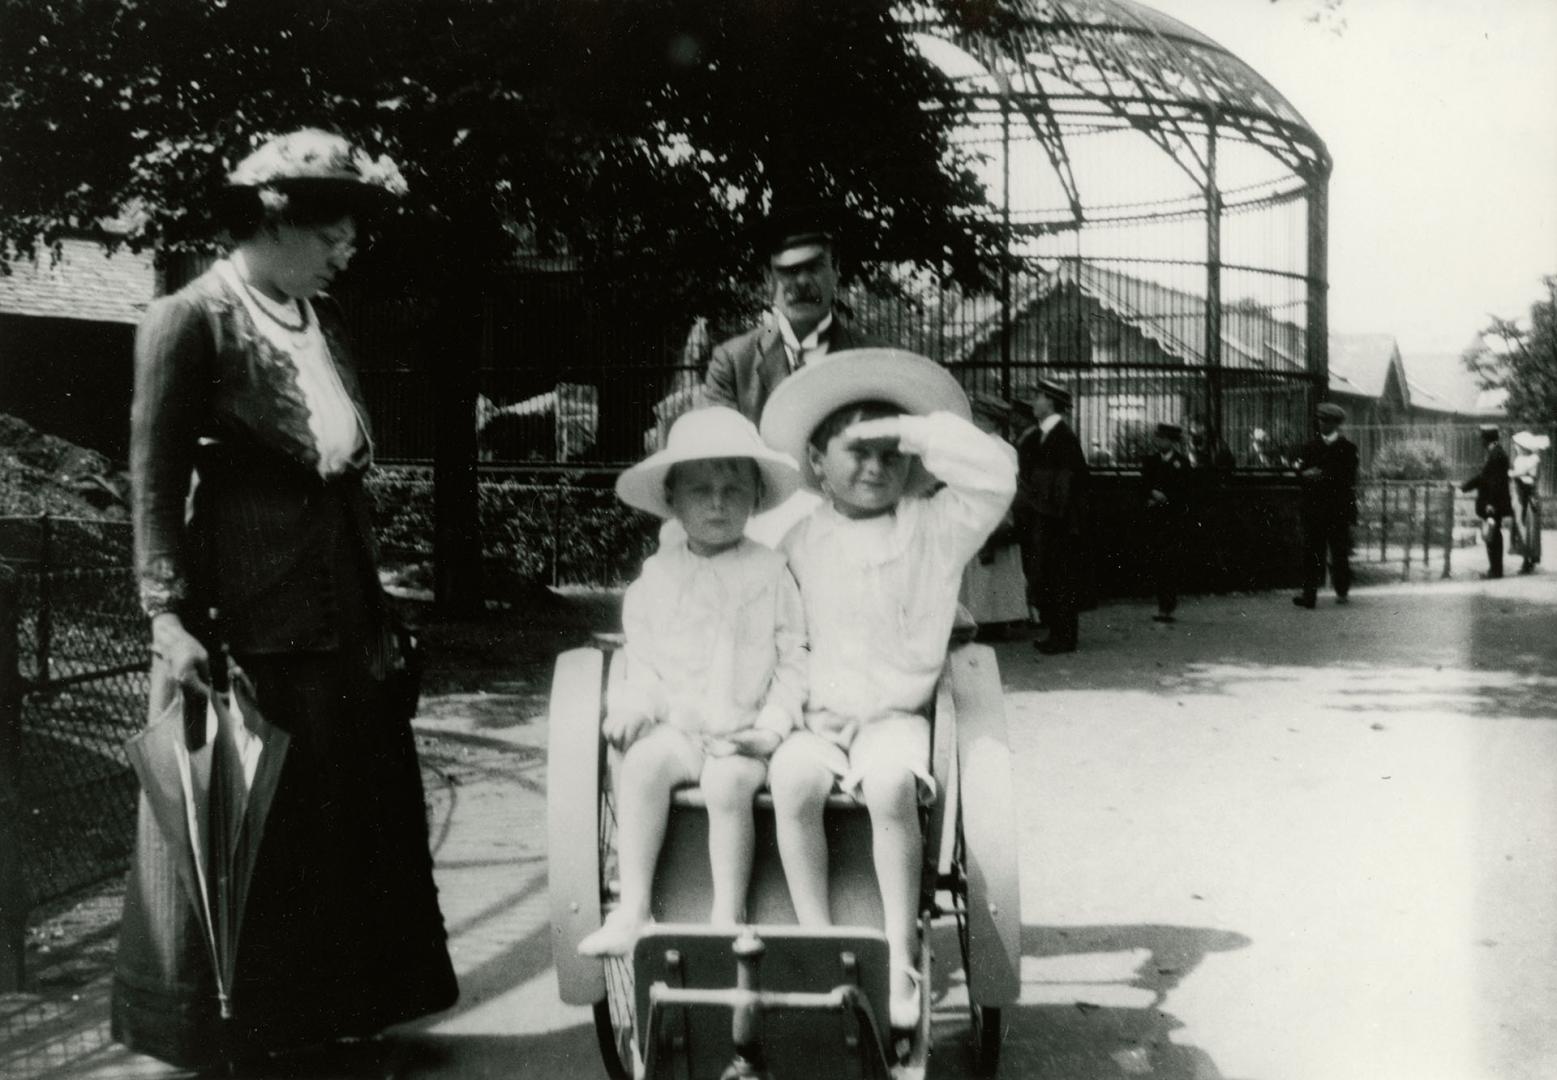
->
xmin=1421 ymin=483 xmax=1430 ymax=571
xmin=0 ymin=571 xmax=28 ymax=990
xmin=550 ymin=483 xmax=565 ymax=589
xmin=1379 ymin=485 xmax=1389 ymax=560
xmin=1442 ymin=485 xmax=1454 ymax=578
xmin=36 ymin=513 xmax=52 ymax=681
xmin=1403 ymin=485 xmax=1416 ymax=581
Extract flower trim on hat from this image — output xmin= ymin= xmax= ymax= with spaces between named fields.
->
xmin=229 ymin=129 xmax=408 ymax=197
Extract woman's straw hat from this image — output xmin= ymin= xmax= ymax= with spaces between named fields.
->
xmin=226 ymin=128 xmax=408 ymax=207
xmin=759 ymin=348 xmax=970 ymax=493
xmin=616 ymin=405 xmax=801 ymax=518
xmin=1513 ymin=430 xmax=1550 ymax=452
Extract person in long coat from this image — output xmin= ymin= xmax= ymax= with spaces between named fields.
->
xmin=114 ymin=129 xmax=456 ymax=1069
xmin=1461 ymin=425 xmax=1514 ymax=578
xmin=1016 ymin=378 xmax=1090 ymax=652
xmin=1141 ymin=422 xmax=1192 ymax=622
xmin=1292 ymin=402 xmax=1359 ymax=608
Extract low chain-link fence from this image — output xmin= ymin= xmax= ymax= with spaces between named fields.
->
xmin=1 ymin=516 xmax=144 ymax=990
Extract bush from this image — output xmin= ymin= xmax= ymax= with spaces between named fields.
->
xmin=1370 ymin=439 xmax=1451 ymax=480
xmin=366 ymin=467 xmax=661 ymax=593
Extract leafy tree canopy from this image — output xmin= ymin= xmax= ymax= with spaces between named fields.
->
xmin=1463 ymin=276 xmax=1557 ymax=424
xmin=0 ymin=0 xmax=1000 ymax=320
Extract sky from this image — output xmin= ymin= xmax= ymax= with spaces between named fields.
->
xmin=1144 ymin=0 xmax=1557 ymax=356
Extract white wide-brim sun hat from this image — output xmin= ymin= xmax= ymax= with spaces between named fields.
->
xmin=616 ymin=405 xmax=802 ymax=519
xmin=1513 ymin=431 xmax=1550 ymax=452
xmin=759 ymin=347 xmax=971 ymax=493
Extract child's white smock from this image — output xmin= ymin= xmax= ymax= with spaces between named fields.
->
xmin=609 ymin=520 xmax=807 ymax=743
xmin=782 ymin=412 xmax=1017 ymax=752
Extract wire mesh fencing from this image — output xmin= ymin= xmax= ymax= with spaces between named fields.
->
xmin=0 ymin=517 xmax=145 ymax=937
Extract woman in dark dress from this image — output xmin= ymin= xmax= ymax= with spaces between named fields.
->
xmin=113 ymin=129 xmax=456 ymax=1068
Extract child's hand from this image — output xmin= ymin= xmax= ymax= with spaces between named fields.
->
xmin=843 ymin=416 xmax=904 ymax=447
xmin=725 ymin=728 xmax=783 ymax=760
xmin=602 ymin=709 xmax=654 ymax=750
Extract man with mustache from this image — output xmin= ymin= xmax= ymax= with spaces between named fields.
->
xmin=704 ymin=205 xmax=884 ymax=424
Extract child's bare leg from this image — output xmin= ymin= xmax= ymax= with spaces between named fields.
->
xmin=578 ymin=726 xmax=701 ymax=956
xmin=859 ymin=762 xmax=923 ymax=1026
xmin=700 ymin=754 xmax=767 ymax=925
xmin=768 ymin=737 xmax=835 ymax=926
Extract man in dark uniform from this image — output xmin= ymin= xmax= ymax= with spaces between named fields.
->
xmin=703 ymin=205 xmax=883 ymax=423
xmin=1142 ymin=422 xmax=1192 ymax=623
xmin=1460 ymin=424 xmax=1513 ymax=578
xmin=1293 ymin=402 xmax=1359 ymax=608
xmin=1016 ymin=378 xmax=1089 ymax=653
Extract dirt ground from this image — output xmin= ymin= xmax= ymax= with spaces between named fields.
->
xmin=15 ymin=547 xmax=1557 ymax=1080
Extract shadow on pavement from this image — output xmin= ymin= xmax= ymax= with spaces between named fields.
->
xmin=925 ymin=922 xmax=1249 ymax=1078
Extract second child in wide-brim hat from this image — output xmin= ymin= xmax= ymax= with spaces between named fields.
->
xmin=759 ymin=347 xmax=970 ymax=494
xmin=617 ymin=406 xmax=801 ymax=519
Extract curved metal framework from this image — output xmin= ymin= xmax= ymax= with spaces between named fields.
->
xmin=884 ymin=0 xmax=1331 ymax=466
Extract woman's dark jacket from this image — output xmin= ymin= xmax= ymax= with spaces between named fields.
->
xmin=131 ymin=267 xmax=380 ymax=654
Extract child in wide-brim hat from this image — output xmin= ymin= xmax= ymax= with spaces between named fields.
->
xmin=757 ymin=348 xmax=1016 ymax=1029
xmin=578 ymin=406 xmax=808 ymax=957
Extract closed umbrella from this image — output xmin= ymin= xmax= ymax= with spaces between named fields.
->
xmin=124 ymin=664 xmax=289 ymax=1026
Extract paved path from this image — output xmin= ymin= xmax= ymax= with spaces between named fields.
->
xmin=6 ymin=559 xmax=1556 ymax=1079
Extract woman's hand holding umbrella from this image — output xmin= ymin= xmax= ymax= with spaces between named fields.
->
xmin=152 ymin=613 xmax=212 ymax=697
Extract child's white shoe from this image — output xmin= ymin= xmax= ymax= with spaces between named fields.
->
xmin=577 ymin=910 xmax=646 ymax=957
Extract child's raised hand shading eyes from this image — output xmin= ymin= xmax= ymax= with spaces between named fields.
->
xmin=842 ymin=416 xmax=905 ymax=447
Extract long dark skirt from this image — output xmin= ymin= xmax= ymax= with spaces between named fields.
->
xmin=112 ymin=656 xmax=458 ymax=1066
xmin=113 ymin=506 xmax=456 ymax=1066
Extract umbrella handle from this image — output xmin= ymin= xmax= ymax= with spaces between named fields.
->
xmin=182 ymin=686 xmax=209 ymax=751
xmin=181 ymin=642 xmax=238 ymax=751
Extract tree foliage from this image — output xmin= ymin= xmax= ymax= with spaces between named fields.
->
xmin=1463 ymin=276 xmax=1557 ymax=423
xmin=0 ymin=0 xmax=999 ymax=322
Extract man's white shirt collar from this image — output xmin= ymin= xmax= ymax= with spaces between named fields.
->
xmin=1038 ymin=413 xmax=1063 ymax=439
xmin=774 ymin=309 xmax=833 ymax=369
xmin=1321 ymin=430 xmax=1339 ymax=444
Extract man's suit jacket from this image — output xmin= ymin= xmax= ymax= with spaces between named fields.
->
xmin=1141 ymin=449 xmax=1192 ymax=518
xmin=702 ymin=317 xmax=883 ymax=424
xmin=1462 ymin=443 xmax=1513 ymax=518
xmin=1295 ymin=434 xmax=1359 ymax=524
xmin=1017 ymin=419 xmax=1089 ymax=532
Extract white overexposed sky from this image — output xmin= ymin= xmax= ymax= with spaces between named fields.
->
xmin=1145 ymin=0 xmax=1557 ymax=354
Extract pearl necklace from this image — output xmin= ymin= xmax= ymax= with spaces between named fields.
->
xmin=240 ymin=277 xmax=313 ymax=347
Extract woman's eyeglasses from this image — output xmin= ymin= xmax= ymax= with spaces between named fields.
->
xmin=312 ymin=227 xmax=358 ymax=259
